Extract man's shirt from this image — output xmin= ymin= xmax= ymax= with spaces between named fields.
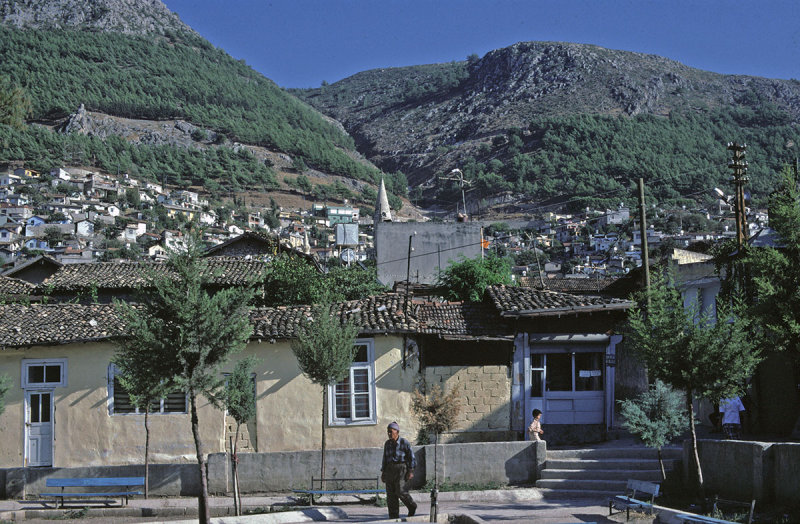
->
xmin=382 ymin=437 xmax=416 ymax=471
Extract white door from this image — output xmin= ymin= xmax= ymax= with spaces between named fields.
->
xmin=26 ymin=390 xmax=54 ymax=467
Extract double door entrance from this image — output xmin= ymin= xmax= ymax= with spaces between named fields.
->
xmin=521 ymin=334 xmax=619 ymax=436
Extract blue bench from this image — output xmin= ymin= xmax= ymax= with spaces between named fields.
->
xmin=40 ymin=477 xmax=144 ymax=508
xmin=608 ymin=479 xmax=660 ymax=520
xmin=292 ymin=476 xmax=385 ymax=505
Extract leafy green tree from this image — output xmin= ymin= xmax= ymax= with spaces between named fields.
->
xmin=42 ymin=226 xmax=63 ymax=248
xmin=0 ymin=76 xmax=31 ymax=129
xmin=115 ymin=234 xmax=256 ymax=524
xmin=619 ymin=380 xmax=688 ymax=480
xmin=626 ymin=271 xmax=760 ymax=496
xmin=262 ymin=254 xmax=325 ymax=306
xmin=436 ymin=254 xmax=512 ymax=302
xmin=296 ymin=174 xmax=312 ymax=195
xmin=291 ymin=307 xmax=360 ymax=487
xmin=223 ymin=357 xmax=258 ymax=516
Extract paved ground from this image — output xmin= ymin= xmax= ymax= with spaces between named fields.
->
xmin=1 ymin=489 xmax=653 ymax=523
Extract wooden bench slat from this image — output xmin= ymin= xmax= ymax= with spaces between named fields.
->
xmin=41 ymin=491 xmax=142 ymax=497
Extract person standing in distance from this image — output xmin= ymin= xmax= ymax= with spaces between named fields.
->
xmin=380 ymin=421 xmax=417 ymax=519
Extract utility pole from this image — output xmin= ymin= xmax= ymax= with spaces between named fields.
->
xmin=637 ymin=178 xmax=650 ymax=305
xmin=727 ymin=142 xmax=748 ymax=250
xmin=442 ymin=169 xmax=471 ymax=221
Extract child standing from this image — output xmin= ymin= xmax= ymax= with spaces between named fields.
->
xmin=528 ymin=409 xmax=544 ymax=441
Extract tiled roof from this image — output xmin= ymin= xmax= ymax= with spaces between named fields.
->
xmin=486 ymin=285 xmax=632 ymax=317
xmin=0 ymin=293 xmax=416 ymax=348
xmin=251 ymin=293 xmax=416 ymax=339
xmin=40 ymin=258 xmax=268 ymax=291
xmin=0 ymin=304 xmax=127 ymax=347
xmin=414 ymin=301 xmax=512 ymax=339
xmin=0 ymin=275 xmax=37 ymax=295
xmin=519 ymin=276 xmax=623 ymax=294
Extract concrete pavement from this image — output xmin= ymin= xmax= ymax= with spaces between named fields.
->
xmin=0 ymin=488 xmax=653 ymax=523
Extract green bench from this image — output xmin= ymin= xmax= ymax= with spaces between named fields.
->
xmin=40 ymin=477 xmax=144 ymax=508
xmin=608 ymin=479 xmax=660 ymax=520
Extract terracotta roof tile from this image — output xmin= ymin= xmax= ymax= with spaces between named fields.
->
xmin=0 ymin=275 xmax=37 ymax=296
xmin=486 ymin=284 xmax=632 ymax=317
xmin=414 ymin=301 xmax=511 ymax=338
xmin=40 ymin=258 xmax=267 ymax=292
xmin=519 ymin=276 xmax=623 ymax=294
xmin=0 ymin=293 xmax=417 ymax=348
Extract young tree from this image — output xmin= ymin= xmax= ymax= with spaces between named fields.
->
xmin=116 ymin=234 xmax=256 ymax=524
xmin=626 ymin=271 xmax=760 ymax=496
xmin=436 ymin=254 xmax=512 ymax=302
xmin=411 ymin=383 xmax=462 ymax=521
xmin=111 ymin=323 xmax=176 ymax=498
xmin=619 ymin=380 xmax=688 ymax=480
xmin=291 ymin=306 xmax=360 ymax=486
xmin=223 ymin=357 xmax=258 ymax=516
xmin=0 ymin=374 xmax=10 ymax=416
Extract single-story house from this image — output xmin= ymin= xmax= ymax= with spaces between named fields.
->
xmin=0 ymin=283 xmax=631 ymax=469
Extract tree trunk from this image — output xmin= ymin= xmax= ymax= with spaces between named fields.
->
xmin=190 ymin=391 xmax=211 ymax=524
xmin=320 ymin=387 xmax=327 ymax=490
xmin=144 ymin=407 xmax=150 ymax=499
xmin=233 ymin=425 xmax=242 ymax=516
xmin=229 ymin=436 xmax=238 ymax=516
xmin=686 ymin=390 xmax=705 ymax=498
xmin=657 ymin=447 xmax=666 ymax=482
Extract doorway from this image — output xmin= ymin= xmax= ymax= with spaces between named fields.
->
xmin=25 ymin=390 xmax=53 ymax=467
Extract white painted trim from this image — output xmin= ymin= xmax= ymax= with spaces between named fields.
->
xmin=328 ymin=339 xmax=378 ymax=426
xmin=21 ymin=358 xmax=67 ymax=389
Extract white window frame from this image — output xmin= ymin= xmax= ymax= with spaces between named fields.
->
xmin=328 ymin=339 xmax=377 ymax=426
xmin=21 ymin=358 xmax=67 ymax=389
xmin=107 ymin=365 xmax=187 ymax=416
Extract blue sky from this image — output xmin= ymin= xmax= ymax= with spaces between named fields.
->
xmin=163 ymin=0 xmax=800 ymax=89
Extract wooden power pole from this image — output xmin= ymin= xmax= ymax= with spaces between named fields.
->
xmin=727 ymin=142 xmax=749 ymax=250
xmin=638 ymin=178 xmax=651 ymax=303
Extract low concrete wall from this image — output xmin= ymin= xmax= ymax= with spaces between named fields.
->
xmin=684 ymin=439 xmax=772 ymax=502
xmin=426 ymin=441 xmax=545 ymax=487
xmin=3 ymin=441 xmax=545 ymax=499
xmin=3 ymin=464 xmax=199 ymax=499
xmin=772 ymin=443 xmax=800 ymax=504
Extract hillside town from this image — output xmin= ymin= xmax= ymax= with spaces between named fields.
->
xmin=0 ymin=163 xmax=771 ymax=281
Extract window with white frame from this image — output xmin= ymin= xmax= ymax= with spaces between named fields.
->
xmin=22 ymin=358 xmax=67 ymax=388
xmin=107 ymin=365 xmax=187 ymax=415
xmin=328 ymin=340 xmax=376 ymax=425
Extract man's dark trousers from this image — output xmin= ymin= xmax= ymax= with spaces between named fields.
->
xmin=383 ymin=462 xmax=416 ymax=518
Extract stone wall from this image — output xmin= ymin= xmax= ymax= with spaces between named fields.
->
xmin=423 ymin=365 xmax=514 ymax=442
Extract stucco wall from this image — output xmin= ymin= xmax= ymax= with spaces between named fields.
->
xmin=0 ymin=342 xmax=222 ymax=468
xmin=0 ymin=335 xmax=419 ymax=469
xmin=771 ymin=443 xmax=800 ymax=504
xmin=684 ymin=439 xmax=772 ymax=502
xmin=423 ymin=365 xmax=513 ymax=442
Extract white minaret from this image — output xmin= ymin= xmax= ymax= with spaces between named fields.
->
xmin=374 ymin=178 xmax=393 ymax=224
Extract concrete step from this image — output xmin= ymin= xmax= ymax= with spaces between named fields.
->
xmin=537 ymin=487 xmax=619 ymax=500
xmin=535 ymin=478 xmax=629 ymax=492
xmin=547 ymin=447 xmax=682 ymax=460
xmin=545 ymin=458 xmax=678 ymax=471
xmin=540 ymin=469 xmax=666 ymax=481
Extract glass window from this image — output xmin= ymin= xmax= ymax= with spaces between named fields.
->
xmin=575 ymin=353 xmax=604 ymax=391
xmin=545 ymin=353 xmax=572 ymax=391
xmin=22 ymin=359 xmax=67 ymax=388
xmin=329 ymin=340 xmax=376 ymax=425
xmin=531 ymin=353 xmax=544 ymax=398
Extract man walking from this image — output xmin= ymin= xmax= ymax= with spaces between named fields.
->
xmin=381 ymin=421 xmax=417 ymax=519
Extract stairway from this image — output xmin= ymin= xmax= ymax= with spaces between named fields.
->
xmin=535 ymin=447 xmax=682 ymax=499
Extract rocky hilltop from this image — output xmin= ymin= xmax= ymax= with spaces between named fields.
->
xmin=299 ymin=41 xmax=800 ymax=188
xmin=0 ymin=0 xmax=193 ymax=35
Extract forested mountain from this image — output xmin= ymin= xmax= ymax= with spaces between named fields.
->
xmin=298 ymin=42 xmax=800 ymax=212
xmin=0 ymin=0 xmax=409 ymax=205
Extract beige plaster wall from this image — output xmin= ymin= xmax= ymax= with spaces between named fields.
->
xmin=0 ymin=343 xmax=223 ymax=468
xmin=423 ymin=365 xmax=512 ymax=441
xmin=249 ymin=334 xmax=420 ymax=452
xmin=0 ymin=334 xmax=420 ymax=468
